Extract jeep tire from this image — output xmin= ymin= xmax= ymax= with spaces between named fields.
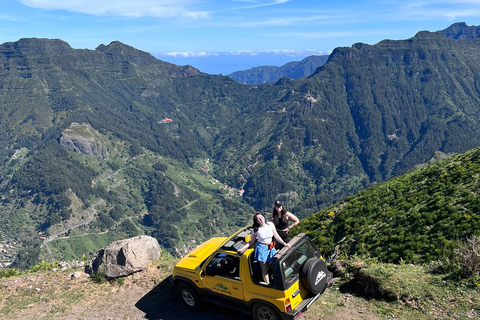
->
xmin=177 ymin=282 xmax=202 ymax=310
xmin=300 ymin=258 xmax=328 ymax=294
xmin=252 ymin=303 xmax=280 ymax=320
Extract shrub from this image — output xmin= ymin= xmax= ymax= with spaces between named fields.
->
xmin=455 ymin=236 xmax=480 ymax=277
xmin=90 ymin=272 xmax=108 ymax=284
xmin=29 ymin=260 xmax=56 ymax=272
xmin=0 ymin=268 xmax=22 ymax=278
xmin=427 ymin=256 xmax=459 ymax=275
xmin=428 ymin=236 xmax=480 ymax=286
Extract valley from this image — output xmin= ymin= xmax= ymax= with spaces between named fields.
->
xmin=1 ymin=23 xmax=480 ymax=273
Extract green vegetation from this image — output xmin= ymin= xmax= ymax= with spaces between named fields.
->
xmin=313 ymin=257 xmax=480 ymax=320
xmin=0 ymin=268 xmax=21 ymax=278
xmin=89 ymin=272 xmax=108 ymax=284
xmin=1 ymin=260 xmax=58 ymax=279
xmin=297 ymin=146 xmax=480 ymax=265
xmin=3 ymin=23 xmax=480 ymax=271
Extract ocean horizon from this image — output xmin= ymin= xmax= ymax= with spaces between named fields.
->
xmin=154 ymin=51 xmax=329 ymax=76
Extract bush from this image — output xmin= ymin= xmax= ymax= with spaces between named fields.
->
xmin=455 ymin=236 xmax=480 ymax=278
xmin=0 ymin=268 xmax=22 ymax=278
xmin=428 ymin=236 xmax=480 ymax=286
xmin=90 ymin=272 xmax=108 ymax=283
xmin=427 ymin=256 xmax=459 ymax=275
xmin=29 ymin=260 xmax=57 ymax=272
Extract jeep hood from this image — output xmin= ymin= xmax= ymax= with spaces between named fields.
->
xmin=175 ymin=237 xmax=227 ymax=270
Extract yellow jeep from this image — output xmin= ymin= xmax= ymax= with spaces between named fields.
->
xmin=170 ymin=226 xmax=331 ymax=320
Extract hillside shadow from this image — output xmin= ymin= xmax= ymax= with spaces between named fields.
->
xmin=135 ymin=277 xmax=249 ymax=320
xmin=337 ymin=274 xmax=397 ymax=302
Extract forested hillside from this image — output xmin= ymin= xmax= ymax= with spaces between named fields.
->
xmin=2 ymin=22 xmax=480 ymax=268
xmin=297 ymin=145 xmax=480 ymax=264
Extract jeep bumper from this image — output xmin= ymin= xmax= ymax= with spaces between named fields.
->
xmin=281 ymin=292 xmax=321 ymax=320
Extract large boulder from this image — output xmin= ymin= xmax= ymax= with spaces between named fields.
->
xmin=86 ymin=236 xmax=160 ymax=278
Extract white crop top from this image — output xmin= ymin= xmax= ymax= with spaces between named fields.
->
xmin=256 ymin=222 xmax=274 ymax=244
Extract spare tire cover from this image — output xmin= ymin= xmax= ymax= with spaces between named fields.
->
xmin=300 ymin=258 xmax=328 ymax=294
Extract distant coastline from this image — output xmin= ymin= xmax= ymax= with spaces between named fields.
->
xmin=155 ymin=51 xmax=329 ymax=75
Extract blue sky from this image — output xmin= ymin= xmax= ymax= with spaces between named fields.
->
xmin=2 ymin=1 xmax=480 ymax=74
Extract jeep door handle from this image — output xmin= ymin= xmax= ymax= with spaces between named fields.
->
xmin=232 ymin=285 xmax=239 ymax=290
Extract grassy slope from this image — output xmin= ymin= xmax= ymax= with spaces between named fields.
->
xmin=296 ymin=146 xmax=480 ymax=264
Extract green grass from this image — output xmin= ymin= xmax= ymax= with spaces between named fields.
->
xmin=48 ymin=232 xmax=122 ymax=261
xmin=333 ymin=258 xmax=480 ymax=319
xmin=0 ymin=268 xmax=21 ymax=278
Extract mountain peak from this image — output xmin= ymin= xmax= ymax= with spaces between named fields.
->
xmin=442 ymin=22 xmax=480 ymax=40
xmin=94 ymin=41 xmax=201 ymax=76
xmin=95 ymin=41 xmax=157 ymax=64
xmin=1 ymin=38 xmax=73 ymax=56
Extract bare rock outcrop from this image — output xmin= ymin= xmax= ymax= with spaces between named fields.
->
xmin=59 ymin=122 xmax=108 ymax=159
xmin=85 ymin=236 xmax=160 ymax=278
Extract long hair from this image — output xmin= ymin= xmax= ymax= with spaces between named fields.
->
xmin=252 ymin=212 xmax=262 ymax=233
xmin=271 ymin=202 xmax=288 ymax=225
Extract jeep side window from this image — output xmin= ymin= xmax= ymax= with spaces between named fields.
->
xmin=206 ymin=253 xmax=240 ymax=279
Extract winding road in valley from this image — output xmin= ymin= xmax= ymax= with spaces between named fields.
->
xmin=43 ymin=166 xmax=126 ymax=254
xmin=43 ymin=198 xmax=105 ymax=255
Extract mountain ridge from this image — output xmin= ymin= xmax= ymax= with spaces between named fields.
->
xmin=2 ymin=22 xmax=480 ymax=268
xmin=228 ymin=54 xmax=329 ymax=84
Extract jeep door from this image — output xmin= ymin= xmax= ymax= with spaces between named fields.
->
xmin=202 ymin=253 xmax=244 ymax=301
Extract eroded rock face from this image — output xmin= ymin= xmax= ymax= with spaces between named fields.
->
xmin=85 ymin=236 xmax=160 ymax=278
xmin=59 ymin=122 xmax=108 ymax=159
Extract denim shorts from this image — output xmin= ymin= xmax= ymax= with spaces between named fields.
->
xmin=254 ymin=243 xmax=277 ymax=262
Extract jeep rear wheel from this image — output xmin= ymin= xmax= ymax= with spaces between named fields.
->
xmin=300 ymin=258 xmax=328 ymax=294
xmin=177 ymin=282 xmax=202 ymax=310
xmin=252 ymin=303 xmax=280 ymax=320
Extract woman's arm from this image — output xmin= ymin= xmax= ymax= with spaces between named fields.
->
xmin=271 ymin=225 xmax=290 ymax=249
xmin=237 ymin=233 xmax=257 ymax=254
xmin=286 ymin=212 xmax=300 ymax=230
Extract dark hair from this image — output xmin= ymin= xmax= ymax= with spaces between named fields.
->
xmin=271 ymin=202 xmax=287 ymax=225
xmin=252 ymin=212 xmax=262 ymax=233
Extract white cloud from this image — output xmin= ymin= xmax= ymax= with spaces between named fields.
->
xmin=391 ymin=0 xmax=480 ymax=21
xmin=0 ymin=14 xmax=27 ymax=22
xmin=161 ymin=51 xmax=220 ymax=58
xmin=19 ymin=0 xmax=211 ymax=19
xmin=234 ymin=12 xmax=353 ymax=28
xmin=227 ymin=49 xmax=328 ymax=56
xmin=444 ymin=9 xmax=480 ymax=20
xmin=159 ymin=49 xmax=330 ymax=58
xmin=17 ymin=0 xmax=292 ymax=19
xmin=222 ymin=0 xmax=290 ymax=11
xmin=268 ymin=30 xmax=400 ymax=40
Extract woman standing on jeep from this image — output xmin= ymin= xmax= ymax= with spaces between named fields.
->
xmin=237 ymin=212 xmax=290 ymax=284
xmin=270 ymin=201 xmax=299 ymax=250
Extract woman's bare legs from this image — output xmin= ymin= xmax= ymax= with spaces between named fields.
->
xmin=260 ymin=262 xmax=269 ymax=284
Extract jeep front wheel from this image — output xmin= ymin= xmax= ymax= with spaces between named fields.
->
xmin=177 ymin=282 xmax=202 ymax=310
xmin=252 ymin=303 xmax=280 ymax=320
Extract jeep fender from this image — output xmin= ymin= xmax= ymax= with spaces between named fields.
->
xmin=248 ymin=298 xmax=282 ymax=316
xmin=172 ymin=276 xmax=205 ymax=297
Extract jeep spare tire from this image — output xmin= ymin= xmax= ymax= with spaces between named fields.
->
xmin=300 ymin=258 xmax=328 ymax=294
